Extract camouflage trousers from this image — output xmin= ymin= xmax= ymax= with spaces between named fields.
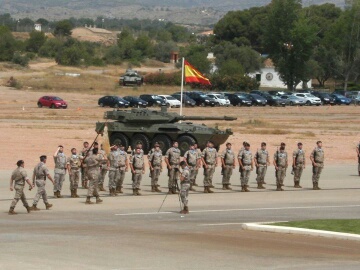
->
xmin=240 ymin=166 xmax=252 ymax=185
xmin=275 ymin=167 xmax=286 ymax=185
xmin=312 ymin=163 xmax=324 ymax=183
xmin=69 ymin=169 xmax=80 ymax=190
xmin=108 ymin=170 xmax=119 ymax=189
xmin=180 ymin=182 xmax=190 ymax=207
xmin=293 ymin=164 xmax=304 ymax=182
xmin=54 ymin=173 xmax=66 ymax=192
xmin=117 ymin=169 xmax=126 ymax=188
xmin=150 ymin=166 xmax=161 ymax=186
xmin=203 ymin=165 xmax=215 ymax=187
xmin=222 ymin=165 xmax=233 ymax=185
xmin=132 ymin=169 xmax=143 ymax=189
xmin=188 ymin=166 xmax=198 ymax=185
xmin=98 ymin=168 xmax=108 ymax=185
xmin=33 ymin=179 xmax=49 ymax=205
xmin=81 ymin=167 xmax=88 ymax=182
xmin=10 ymin=184 xmax=29 ymax=208
xmin=87 ymin=171 xmax=99 ymax=197
xmin=168 ymin=166 xmax=180 ymax=189
xmin=256 ymin=165 xmax=267 ymax=183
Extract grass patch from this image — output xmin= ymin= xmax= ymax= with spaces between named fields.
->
xmin=273 ymin=219 xmax=360 ymax=235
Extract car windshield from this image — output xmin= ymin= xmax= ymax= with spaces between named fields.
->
xmin=200 ymin=94 xmax=210 ymax=98
xmin=272 ymin=96 xmax=280 ymax=100
xmin=334 ymin=94 xmax=345 ymax=98
xmin=251 ymin=94 xmax=263 ymax=99
xmin=166 ymin=96 xmax=177 ymax=100
xmin=52 ymin=97 xmax=63 ymax=101
xmin=151 ymin=95 xmax=163 ymax=100
xmin=236 ymin=94 xmax=247 ymax=98
xmin=320 ymin=93 xmax=330 ymax=98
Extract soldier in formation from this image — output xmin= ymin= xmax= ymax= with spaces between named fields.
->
xmin=292 ymin=142 xmax=305 ymax=188
xmin=116 ymin=144 xmax=128 ymax=194
xmin=8 ymin=160 xmax=33 ymax=215
xmin=66 ymin=148 xmax=82 ymax=198
xmin=85 ymin=148 xmax=106 ymax=204
xmin=254 ymin=142 xmax=269 ymax=189
xmin=179 ymin=161 xmax=190 ymax=214
xmin=238 ymin=142 xmax=253 ymax=192
xmin=80 ymin=141 xmax=90 ymax=188
xmin=165 ymin=141 xmax=181 ymax=194
xmin=107 ymin=144 xmax=120 ymax=196
xmin=130 ymin=147 xmax=145 ymax=196
xmin=53 ymin=145 xmax=67 ymax=198
xmin=310 ymin=141 xmax=324 ymax=190
xmin=201 ymin=141 xmax=218 ymax=193
xmin=273 ymin=146 xmax=288 ymax=191
xmin=220 ymin=142 xmax=235 ymax=190
xmin=193 ymin=143 xmax=202 ymax=186
xmin=98 ymin=144 xmax=108 ymax=192
xmin=30 ymin=155 xmax=54 ymax=210
xmin=356 ymin=141 xmax=360 ymax=176
xmin=148 ymin=142 xmax=162 ymax=192
xmin=183 ymin=143 xmax=201 ymax=191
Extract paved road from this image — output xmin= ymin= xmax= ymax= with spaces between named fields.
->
xmin=1 ymin=164 xmax=360 ymax=269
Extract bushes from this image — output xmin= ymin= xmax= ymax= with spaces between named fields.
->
xmin=11 ymin=52 xmax=29 ymax=67
xmin=209 ymin=73 xmax=260 ymax=91
xmin=145 ymin=71 xmax=182 ymax=86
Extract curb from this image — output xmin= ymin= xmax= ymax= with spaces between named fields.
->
xmin=242 ymin=223 xmax=360 ymax=242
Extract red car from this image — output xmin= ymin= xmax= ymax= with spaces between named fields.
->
xmin=37 ymin=96 xmax=68 ymax=109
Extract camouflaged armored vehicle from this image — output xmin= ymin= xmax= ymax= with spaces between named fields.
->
xmin=96 ymin=107 xmax=236 ymax=155
xmin=119 ymin=69 xmax=144 ymax=86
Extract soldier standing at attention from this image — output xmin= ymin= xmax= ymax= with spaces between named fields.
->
xmin=148 ymin=142 xmax=162 ymax=192
xmin=292 ymin=142 xmax=305 ymax=188
xmin=9 ymin=160 xmax=33 ymax=215
xmin=179 ymin=161 xmax=191 ymax=214
xmin=274 ymin=146 xmax=288 ymax=191
xmin=53 ymin=145 xmax=67 ymax=198
xmin=67 ymin=148 xmax=83 ymax=198
xmin=220 ymin=142 xmax=235 ymax=190
xmin=30 ymin=155 xmax=54 ymax=211
xmin=107 ymin=145 xmax=120 ymax=196
xmin=310 ymin=141 xmax=324 ymax=190
xmin=183 ymin=143 xmax=200 ymax=191
xmin=193 ymin=143 xmax=202 ymax=186
xmin=165 ymin=141 xmax=181 ymax=194
xmin=116 ymin=144 xmax=128 ymax=194
xmin=85 ymin=148 xmax=106 ymax=204
xmin=98 ymin=144 xmax=108 ymax=192
xmin=254 ymin=142 xmax=270 ymax=189
xmin=356 ymin=141 xmax=360 ymax=176
xmin=201 ymin=141 xmax=218 ymax=193
xmin=238 ymin=141 xmax=247 ymax=184
xmin=238 ymin=142 xmax=253 ymax=192
xmin=80 ymin=141 xmax=90 ymax=188
xmin=130 ymin=147 xmax=145 ymax=196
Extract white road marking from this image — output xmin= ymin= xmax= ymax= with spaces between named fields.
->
xmin=115 ymin=204 xmax=360 ymax=216
xmin=198 ymin=221 xmax=290 ymax=226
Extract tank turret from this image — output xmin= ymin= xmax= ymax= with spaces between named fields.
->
xmin=96 ymin=107 xmax=237 ymax=155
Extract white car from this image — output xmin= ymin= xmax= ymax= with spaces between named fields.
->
xmin=292 ymin=93 xmax=321 ymax=106
xmin=158 ymin=95 xmax=181 ymax=108
xmin=207 ymin=93 xmax=231 ymax=106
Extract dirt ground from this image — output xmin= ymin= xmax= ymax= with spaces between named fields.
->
xmin=0 ymin=62 xmax=359 ymax=170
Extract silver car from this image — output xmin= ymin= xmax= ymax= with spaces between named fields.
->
xmin=293 ymin=93 xmax=321 ymax=106
xmin=280 ymin=95 xmax=306 ymax=106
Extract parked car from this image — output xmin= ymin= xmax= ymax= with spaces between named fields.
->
xmin=37 ymin=96 xmax=67 ymax=109
xmin=122 ymin=96 xmax=148 ymax=108
xmin=119 ymin=69 xmax=143 ymax=86
xmin=158 ymin=95 xmax=181 ymax=108
xmin=312 ymin=92 xmax=335 ymax=105
xmin=266 ymin=96 xmax=288 ymax=107
xmin=330 ymin=94 xmax=351 ymax=105
xmin=268 ymin=90 xmax=287 ymax=96
xmin=280 ymin=95 xmax=306 ymax=106
xmin=349 ymin=94 xmax=360 ymax=105
xmin=207 ymin=93 xmax=231 ymax=106
xmin=246 ymin=93 xmax=267 ymax=106
xmin=98 ymin=96 xmax=129 ymax=108
xmin=139 ymin=94 xmax=166 ymax=107
xmin=171 ymin=94 xmax=196 ymax=107
xmin=185 ymin=91 xmax=216 ymax=107
xmin=226 ymin=93 xmax=252 ymax=106
xmin=292 ymin=93 xmax=321 ymax=106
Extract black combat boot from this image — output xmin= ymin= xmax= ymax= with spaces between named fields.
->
xmin=222 ymin=184 xmax=227 ymax=190
xmin=74 ymin=189 xmax=80 ymax=198
xmin=136 ymin=189 xmax=142 ymax=196
xmin=204 ymin=187 xmax=209 ymax=193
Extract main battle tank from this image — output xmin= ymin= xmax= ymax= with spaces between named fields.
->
xmin=96 ymin=107 xmax=237 ymax=155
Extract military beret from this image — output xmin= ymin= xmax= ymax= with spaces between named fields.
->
xmin=16 ymin=160 xmax=24 ymax=167
xmin=226 ymin=142 xmax=232 ymax=146
xmin=40 ymin=155 xmax=47 ymax=159
xmin=298 ymin=142 xmax=303 ymax=145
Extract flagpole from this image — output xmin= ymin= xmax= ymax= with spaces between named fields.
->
xmin=180 ymin=57 xmax=184 ymax=117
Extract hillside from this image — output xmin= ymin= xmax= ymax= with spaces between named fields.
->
xmin=0 ymin=0 xmax=346 ymax=25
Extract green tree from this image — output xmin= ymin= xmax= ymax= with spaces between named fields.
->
xmin=134 ymin=34 xmax=154 ymax=58
xmin=39 ymin=38 xmax=64 ymax=58
xmin=0 ymin=26 xmax=16 ymax=61
xmin=54 ymin=20 xmax=73 ymax=37
xmin=154 ymin=41 xmax=178 ymax=63
xmin=179 ymin=44 xmax=211 ymax=74
xmin=264 ymin=0 xmax=317 ymax=90
xmin=26 ymin=31 xmax=47 ymax=53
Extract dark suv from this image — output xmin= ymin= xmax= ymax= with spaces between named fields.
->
xmin=139 ymin=94 xmax=166 ymax=107
xmin=183 ymin=91 xmax=216 ymax=107
xmin=226 ymin=93 xmax=252 ymax=106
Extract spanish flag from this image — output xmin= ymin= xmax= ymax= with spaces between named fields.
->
xmin=184 ymin=60 xmax=211 ymax=85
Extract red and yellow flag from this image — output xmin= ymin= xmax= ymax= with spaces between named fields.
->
xmin=184 ymin=60 xmax=211 ymax=85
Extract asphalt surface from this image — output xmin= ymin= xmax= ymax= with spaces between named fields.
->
xmin=1 ymin=164 xmax=360 ymax=269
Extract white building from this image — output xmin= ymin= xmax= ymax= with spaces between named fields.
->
xmin=34 ymin=23 xmax=42 ymax=32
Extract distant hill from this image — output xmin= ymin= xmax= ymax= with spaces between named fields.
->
xmin=0 ymin=0 xmax=346 ymax=25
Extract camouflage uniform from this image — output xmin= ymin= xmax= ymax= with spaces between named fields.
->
xmin=193 ymin=148 xmax=202 ymax=185
xmin=10 ymin=167 xmax=30 ymax=210
xmin=184 ymin=149 xmax=200 ymax=188
xmin=357 ymin=143 xmax=360 ymax=173
xmin=274 ymin=151 xmax=288 ymax=188
xmin=220 ymin=148 xmax=235 ymax=186
xmin=239 ymin=150 xmax=252 ymax=187
xmin=32 ymin=162 xmax=50 ymax=206
xmin=311 ymin=147 xmax=324 ymax=184
xmin=293 ymin=149 xmax=305 ymax=185
xmin=80 ymin=147 xmax=89 ymax=187
xmin=116 ymin=148 xmax=127 ymax=192
xmin=130 ymin=153 xmax=144 ymax=193
xmin=98 ymin=149 xmax=108 ymax=189
xmin=108 ymin=150 xmax=120 ymax=193
xmin=165 ymin=147 xmax=181 ymax=191
xmin=238 ymin=147 xmax=245 ymax=182
xmin=53 ymin=153 xmax=67 ymax=193
xmin=67 ymin=154 xmax=82 ymax=191
xmin=254 ymin=149 xmax=268 ymax=184
xmin=180 ymin=166 xmax=191 ymax=207
xmin=202 ymin=147 xmax=218 ymax=187
xmin=149 ymin=149 xmax=162 ymax=189
xmin=85 ymin=153 xmax=103 ymax=200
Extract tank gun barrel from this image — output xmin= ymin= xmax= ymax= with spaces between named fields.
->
xmin=177 ymin=116 xmax=237 ymax=121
